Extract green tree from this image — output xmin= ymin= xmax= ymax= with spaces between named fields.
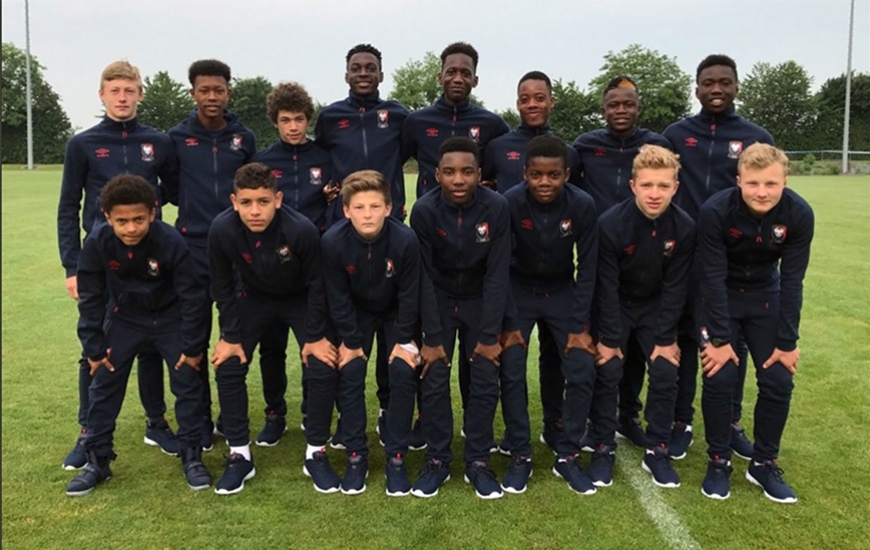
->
xmin=812 ymin=72 xmax=870 ymax=152
xmin=137 ymin=71 xmax=193 ymax=132
xmin=739 ymin=61 xmax=817 ymax=150
xmin=389 ymin=51 xmax=483 ymax=110
xmin=1 ymin=42 xmax=73 ymax=164
xmin=588 ymin=44 xmax=691 ymax=133
xmin=228 ymin=76 xmax=275 ymax=149
xmin=496 ymin=108 xmax=520 ymax=129
xmin=548 ymin=79 xmax=601 ymax=142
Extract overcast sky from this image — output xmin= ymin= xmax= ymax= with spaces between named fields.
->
xmin=3 ymin=0 xmax=869 ymax=132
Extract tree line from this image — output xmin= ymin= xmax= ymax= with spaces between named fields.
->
xmin=2 ymin=41 xmax=868 ymax=165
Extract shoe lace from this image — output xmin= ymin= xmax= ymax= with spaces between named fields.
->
xmin=764 ymin=461 xmax=786 ymax=483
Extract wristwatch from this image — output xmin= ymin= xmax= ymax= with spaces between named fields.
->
xmin=710 ymin=338 xmax=730 ymax=348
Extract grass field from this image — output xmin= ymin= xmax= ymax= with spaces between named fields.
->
xmin=2 ymin=166 xmax=869 ymax=550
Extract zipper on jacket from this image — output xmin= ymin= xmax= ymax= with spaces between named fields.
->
xmin=451 ymin=107 xmax=457 ymax=136
xmin=122 ymin=122 xmax=129 ymax=168
xmin=293 ymin=148 xmax=300 ymax=211
xmin=212 ymin=138 xmax=220 ymax=214
xmin=359 ymin=107 xmax=370 ymax=161
xmin=705 ymin=124 xmax=717 ymax=191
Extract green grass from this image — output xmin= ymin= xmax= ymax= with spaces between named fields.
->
xmin=2 ymin=166 xmax=869 ymax=549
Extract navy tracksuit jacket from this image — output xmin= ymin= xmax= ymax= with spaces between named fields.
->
xmin=315 ymin=92 xmax=409 ymax=217
xmin=572 ymin=127 xmax=672 ymax=215
xmin=664 ymin=107 xmax=774 ymax=221
xmin=482 ymin=124 xmax=582 ymax=193
xmin=698 ymin=187 xmax=814 ymax=461
xmin=252 ymin=140 xmax=335 ymax=233
xmin=401 ymin=96 xmax=510 ymax=199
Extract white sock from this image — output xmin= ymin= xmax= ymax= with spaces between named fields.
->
xmin=230 ymin=445 xmax=251 ymax=461
xmin=306 ymin=444 xmax=325 ymax=460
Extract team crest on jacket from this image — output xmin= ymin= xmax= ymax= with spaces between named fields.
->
xmin=559 ymin=219 xmax=572 ymax=237
xmin=771 ymin=224 xmax=787 ymax=244
xmin=310 ymin=168 xmax=322 ymax=186
xmin=663 ymin=239 xmax=676 ymax=258
xmin=469 ymin=126 xmax=481 ymax=142
xmin=385 ymin=258 xmax=395 ymax=278
xmin=377 ymin=110 xmax=389 ymax=129
xmin=727 ymin=141 xmax=743 ymax=159
xmin=141 ymin=143 xmax=154 ymax=162
xmin=147 ymin=258 xmax=160 ymax=277
xmin=277 ymin=244 xmax=292 ymax=263
xmin=231 ymin=134 xmax=243 ymax=151
xmin=475 ymin=222 xmax=490 ymax=243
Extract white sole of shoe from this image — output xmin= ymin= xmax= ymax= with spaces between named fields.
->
xmin=66 ymin=487 xmax=95 ymax=497
xmin=143 ymin=436 xmax=177 ymax=456
xmin=591 ymin=478 xmax=613 ymax=488
xmin=214 ymin=467 xmax=256 ymax=495
xmin=670 ymin=451 xmax=687 ymax=461
xmin=551 ymin=467 xmax=597 ymax=495
xmin=62 ymin=463 xmax=84 ymax=471
xmin=700 ymin=486 xmax=730 ymax=500
xmin=410 ymin=474 xmax=451 ymax=498
xmin=329 ymin=442 xmax=346 ymax=450
xmin=202 ymin=444 xmax=214 ymax=453
xmin=385 ymin=488 xmax=411 ymax=497
xmin=731 ymin=449 xmax=752 ymax=461
xmin=745 ymin=471 xmax=797 ymax=504
xmin=340 ymin=485 xmax=367 ymax=496
xmin=188 ymin=481 xmax=211 ymax=491
xmin=501 ymin=468 xmax=532 ymax=494
xmin=464 ymin=474 xmax=504 ymax=499
xmin=641 ymin=461 xmax=680 ymax=488
xmin=408 ymin=444 xmax=428 ymax=451
xmin=302 ymin=465 xmax=340 ymax=494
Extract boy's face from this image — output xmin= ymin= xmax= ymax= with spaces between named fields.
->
xmin=737 ymin=163 xmax=787 ymax=217
xmin=345 ymin=52 xmax=383 ymax=96
xmin=516 ymin=79 xmax=554 ymax=128
xmin=696 ymin=65 xmax=738 ymax=114
xmin=191 ymin=75 xmax=230 ymax=121
xmin=439 ymin=53 xmax=477 ymax=104
xmin=602 ymin=87 xmax=640 ymax=135
xmin=524 ymin=156 xmax=567 ymax=204
xmin=630 ymin=168 xmax=679 ymax=219
xmin=343 ymin=190 xmax=391 ymax=240
xmin=231 ymin=187 xmax=283 ymax=232
xmin=276 ymin=110 xmax=309 ymax=145
xmin=436 ymin=151 xmax=480 ymax=206
xmin=100 ymin=78 xmax=143 ymax=122
xmin=105 ymin=204 xmax=155 ymax=246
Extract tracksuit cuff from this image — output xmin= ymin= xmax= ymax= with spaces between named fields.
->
xmin=600 ymin=337 xmax=621 ymax=349
xmin=221 ymin=332 xmax=241 ymax=345
xmin=776 ymin=339 xmax=797 ymax=352
xmin=477 ymin=332 xmax=498 ymax=346
xmin=65 ymin=266 xmax=77 ymax=278
xmin=422 ymin=331 xmax=442 ymax=348
xmin=654 ymin=336 xmax=677 ymax=347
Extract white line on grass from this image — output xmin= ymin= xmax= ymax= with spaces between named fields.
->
xmin=615 ymin=451 xmax=702 ymax=550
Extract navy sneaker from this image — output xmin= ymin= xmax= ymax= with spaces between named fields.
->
xmin=411 ymin=458 xmax=451 ymax=498
xmin=501 ymin=455 xmax=533 ymax=494
xmin=730 ymin=423 xmax=754 ymax=461
xmin=669 ymin=422 xmax=693 ymax=460
xmin=144 ymin=419 xmax=180 ymax=456
xmin=409 ymin=417 xmax=427 ymax=451
xmin=464 ymin=461 xmax=504 ymax=500
xmin=201 ymin=420 xmax=215 ymax=452
xmin=341 ymin=453 xmax=368 ymax=495
xmin=588 ymin=444 xmax=616 ymax=488
xmin=746 ymin=460 xmax=797 ymax=504
xmin=496 ymin=438 xmax=512 ymax=456
xmin=385 ymin=454 xmax=411 ymax=497
xmin=616 ymin=418 xmax=649 ymax=448
xmin=181 ymin=446 xmax=211 ymax=491
xmin=539 ymin=419 xmax=564 ymax=455
xmin=65 ymin=451 xmax=114 ymax=497
xmin=63 ymin=429 xmax=88 ymax=470
xmin=214 ymin=453 xmax=256 ymax=495
xmin=701 ymin=457 xmax=733 ymax=500
xmin=642 ymin=445 xmax=680 ymax=488
xmin=552 ymin=455 xmax=597 ymax=495
xmin=303 ymin=450 xmax=341 ymax=494
xmin=256 ymin=412 xmax=287 ymax=447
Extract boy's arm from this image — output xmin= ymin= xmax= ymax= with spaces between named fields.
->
xmin=698 ymin=205 xmax=731 ymax=342
xmin=400 ymin=117 xmax=417 ymax=164
xmin=58 ymin=138 xmax=89 ymax=277
xmin=159 ymin=135 xmax=180 ymax=206
xmin=655 ymin=221 xmax=697 ymax=345
xmin=395 ymin=234 xmax=422 ymax=344
xmin=321 ymin=232 xmax=362 ymax=347
xmin=478 ymin=200 xmax=511 ymax=345
xmin=207 ymin=222 xmax=242 ymax=344
xmin=314 ymin=109 xmax=330 ymax=150
xmin=76 ymin=236 xmax=109 ymax=360
xmin=410 ymin=205 xmax=442 ymax=347
xmin=595 ymin=227 xmax=622 ymax=347
xmin=571 ymin=199 xmax=599 ymax=335
xmin=776 ymin=206 xmax=814 ymax=351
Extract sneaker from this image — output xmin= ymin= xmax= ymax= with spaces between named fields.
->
xmin=464 ymin=461 xmax=504 ymax=499
xmin=303 ymin=450 xmax=341 ymax=494
xmin=144 ymin=419 xmax=180 ymax=456
xmin=330 ymin=429 xmax=347 ymax=450
xmin=411 ymin=458 xmax=451 ymax=498
xmin=63 ymin=429 xmax=88 ymax=470
xmin=408 ymin=417 xmax=427 ymax=451
xmin=730 ymin=423 xmax=754 ymax=461
xmin=616 ymin=418 xmax=649 ymax=448
xmin=552 ymin=455 xmax=597 ymax=495
xmin=539 ymin=419 xmax=564 ymax=455
xmin=588 ymin=444 xmax=616 ymax=488
xmin=65 ymin=451 xmax=114 ymax=497
xmin=181 ymin=446 xmax=211 ymax=491
xmin=376 ymin=410 xmax=387 ymax=447
xmin=201 ymin=420 xmax=214 ymax=452
xmin=669 ymin=422 xmax=693 ymax=460
xmin=385 ymin=454 xmax=411 ymax=497
xmin=256 ymin=412 xmax=287 ymax=447
xmin=642 ymin=445 xmax=680 ymax=488
xmin=746 ymin=460 xmax=797 ymax=504
xmin=496 ymin=442 xmax=512 ymax=457
xmin=341 ymin=453 xmax=368 ymax=495
xmin=579 ymin=425 xmax=595 ymax=454
xmin=701 ymin=457 xmax=733 ymax=500
xmin=501 ymin=455 xmax=533 ymax=494
xmin=214 ymin=453 xmax=256 ymax=495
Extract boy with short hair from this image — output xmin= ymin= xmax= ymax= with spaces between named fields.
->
xmin=320 ymin=170 xmax=422 ymax=496
xmin=207 ymin=163 xmax=337 ymax=495
xmin=65 ymin=174 xmax=210 ymax=496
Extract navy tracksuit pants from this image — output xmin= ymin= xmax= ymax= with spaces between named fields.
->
xmin=505 ymin=283 xmax=595 ymax=458
xmin=85 ymin=317 xmax=202 ymax=457
xmin=701 ymin=289 xmax=794 ymax=462
xmin=185 ymin=240 xmax=215 ymax=424
xmin=590 ymin=302 xmax=680 ymax=448
xmin=423 ymin=292 xmax=500 ymax=465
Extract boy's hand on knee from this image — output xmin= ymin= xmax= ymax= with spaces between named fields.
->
xmin=595 ymin=343 xmax=624 ymax=366
xmin=211 ymin=339 xmax=246 ymax=369
xmin=88 ymin=350 xmax=115 ymax=376
xmin=650 ymin=343 xmax=680 ymax=367
xmin=389 ymin=343 xmax=419 ymax=369
xmin=500 ymin=330 xmax=526 ymax=351
xmin=302 ymin=338 xmax=339 ymax=368
xmin=175 ymin=352 xmax=203 ymax=371
xmin=471 ymin=341 xmax=502 ymax=367
xmin=420 ymin=344 xmax=449 ymax=379
xmin=337 ymin=343 xmax=366 ymax=369
xmin=700 ymin=344 xmax=737 ymax=378
xmin=565 ymin=332 xmax=596 ymax=357
xmin=763 ymin=347 xmax=800 ymax=374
